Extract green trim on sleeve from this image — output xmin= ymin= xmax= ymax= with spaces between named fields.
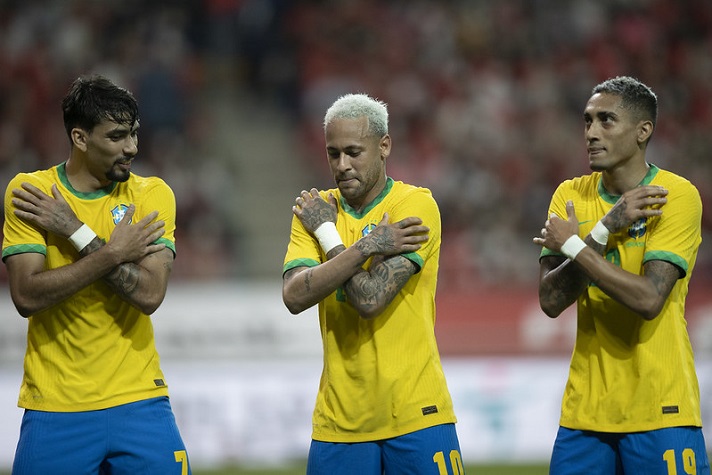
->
xmin=644 ymin=250 xmax=688 ymax=277
xmin=156 ymin=237 xmax=176 ymax=256
xmin=2 ymin=244 xmax=47 ymax=261
xmin=402 ymin=252 xmax=424 ymax=273
xmin=539 ymin=247 xmax=562 ymax=259
xmin=283 ymin=258 xmax=320 ymax=274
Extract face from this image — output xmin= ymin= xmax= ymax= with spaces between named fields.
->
xmin=81 ymin=119 xmax=139 ymax=185
xmin=583 ymin=92 xmax=647 ymax=172
xmin=325 ymin=116 xmax=390 ymax=210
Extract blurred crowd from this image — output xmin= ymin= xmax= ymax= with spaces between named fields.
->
xmin=0 ymin=0 xmax=711 ymax=287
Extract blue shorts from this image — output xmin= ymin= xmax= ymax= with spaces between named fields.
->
xmin=307 ymin=423 xmax=464 ymax=475
xmin=550 ymin=426 xmax=710 ymax=475
xmin=12 ymin=396 xmax=191 ymax=475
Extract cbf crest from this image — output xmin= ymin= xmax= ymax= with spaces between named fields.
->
xmin=362 ymin=222 xmax=378 ymax=237
xmin=111 ymin=204 xmax=131 ymax=225
xmin=628 ymin=218 xmax=647 ymax=239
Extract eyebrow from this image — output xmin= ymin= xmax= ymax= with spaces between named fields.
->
xmin=584 ymin=110 xmax=618 ymax=120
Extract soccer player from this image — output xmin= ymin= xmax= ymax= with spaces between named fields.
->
xmin=282 ymin=93 xmax=464 ymax=474
xmin=533 ymin=76 xmax=709 ymax=474
xmin=3 ymin=75 xmax=191 ymax=474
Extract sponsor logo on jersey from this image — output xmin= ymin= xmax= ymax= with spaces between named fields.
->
xmin=111 ymin=204 xmax=131 ymax=225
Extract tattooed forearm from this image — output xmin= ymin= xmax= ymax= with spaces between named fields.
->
xmin=105 ymin=263 xmax=141 ymax=297
xmin=78 ymin=236 xmax=141 ymax=297
xmin=583 ymin=235 xmax=606 ymax=256
xmin=80 ymin=236 xmax=104 ymax=255
xmin=345 ymin=270 xmax=380 ymax=307
xmin=345 ymin=256 xmax=415 ymax=318
xmin=303 ymin=208 xmax=336 ymax=231
xmin=326 ymin=245 xmax=345 ymax=260
xmin=304 ymin=268 xmax=313 ymax=292
xmin=354 ymin=228 xmax=397 ymax=257
xmin=539 ymin=258 xmax=589 ymax=317
xmin=644 ymin=260 xmax=680 ymax=298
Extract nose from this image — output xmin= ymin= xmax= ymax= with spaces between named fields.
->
xmin=123 ymin=135 xmax=138 ymax=157
xmin=335 ymin=153 xmax=352 ymax=171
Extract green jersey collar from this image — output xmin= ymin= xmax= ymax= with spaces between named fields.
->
xmin=58 ymin=162 xmax=117 ymax=199
xmin=340 ymin=177 xmax=394 ymax=219
xmin=598 ymin=163 xmax=659 ymax=204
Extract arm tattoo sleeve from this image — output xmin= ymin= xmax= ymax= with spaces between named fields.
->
xmin=79 ymin=237 xmax=142 ymax=298
xmin=344 ymin=256 xmax=415 ymax=315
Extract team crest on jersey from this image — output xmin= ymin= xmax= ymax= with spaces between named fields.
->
xmin=361 ymin=222 xmax=378 ymax=237
xmin=111 ymin=204 xmax=131 ymax=225
xmin=628 ymin=218 xmax=647 ymax=239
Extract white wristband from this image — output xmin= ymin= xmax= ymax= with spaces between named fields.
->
xmin=313 ymin=221 xmax=343 ymax=254
xmin=560 ymin=235 xmax=587 ymax=260
xmin=68 ymin=224 xmax=97 ymax=252
xmin=590 ymin=220 xmax=610 ymax=245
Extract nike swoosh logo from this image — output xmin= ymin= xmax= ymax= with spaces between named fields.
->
xmin=578 ymin=220 xmax=592 ymax=225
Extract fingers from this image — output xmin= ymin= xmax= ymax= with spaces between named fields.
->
xmin=565 ymin=200 xmax=577 ymax=222
xmin=120 ymin=204 xmax=136 ymax=224
xmin=396 ymin=216 xmax=423 ymax=228
xmin=294 ymin=188 xmax=323 ymax=208
xmin=50 ymin=184 xmax=68 ymax=203
xmin=639 ymin=185 xmax=668 ymax=197
xmin=327 ymin=192 xmax=338 ymax=207
xmin=147 ymin=226 xmax=166 ymax=242
xmin=19 ymin=182 xmax=46 ymax=199
xmin=134 ymin=209 xmax=159 ymax=226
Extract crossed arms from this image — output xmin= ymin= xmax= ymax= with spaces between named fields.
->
xmin=282 ymin=188 xmax=430 ymax=319
xmin=534 ymin=185 xmax=682 ymax=321
xmin=5 ymin=182 xmax=172 ymax=317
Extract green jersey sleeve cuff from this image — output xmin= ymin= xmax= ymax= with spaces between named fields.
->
xmin=644 ymin=250 xmax=689 ymax=277
xmin=283 ymin=258 xmax=320 ymax=275
xmin=2 ymin=244 xmax=47 ymax=261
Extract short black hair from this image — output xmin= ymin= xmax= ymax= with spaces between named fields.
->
xmin=592 ymin=76 xmax=658 ymax=127
xmin=61 ymin=74 xmax=139 ymax=141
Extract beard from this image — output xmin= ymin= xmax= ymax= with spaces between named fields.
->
xmin=106 ymin=160 xmax=132 ymax=182
xmin=106 ymin=167 xmax=130 ymax=183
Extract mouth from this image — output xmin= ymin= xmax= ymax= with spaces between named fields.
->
xmin=588 ymin=147 xmax=605 ymax=157
xmin=115 ymin=160 xmax=132 ymax=171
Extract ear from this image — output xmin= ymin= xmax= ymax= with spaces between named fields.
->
xmin=379 ymin=134 xmax=392 ymax=160
xmin=637 ymin=120 xmax=654 ymax=145
xmin=70 ymin=128 xmax=89 ymax=152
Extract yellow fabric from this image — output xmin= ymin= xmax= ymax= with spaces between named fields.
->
xmin=283 ymin=178 xmax=456 ymax=442
xmin=2 ymin=163 xmax=176 ymax=412
xmin=541 ymin=165 xmax=703 ymax=432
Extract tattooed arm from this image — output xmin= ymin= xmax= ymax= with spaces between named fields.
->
xmin=536 ymin=187 xmax=676 ymax=320
xmin=342 ymin=254 xmax=416 ymax=319
xmin=7 ymin=183 xmax=170 ymax=316
xmin=282 ymin=213 xmax=429 ymax=316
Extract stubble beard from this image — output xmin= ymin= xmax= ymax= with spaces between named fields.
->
xmin=106 ymin=167 xmax=130 ymax=183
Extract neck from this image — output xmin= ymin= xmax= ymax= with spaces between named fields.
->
xmin=65 ymin=156 xmax=109 ymax=192
xmin=601 ymin=160 xmax=650 ymax=196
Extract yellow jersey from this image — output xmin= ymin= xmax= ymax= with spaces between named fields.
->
xmin=283 ymin=178 xmax=456 ymax=442
xmin=2 ymin=163 xmax=176 ymax=412
xmin=541 ymin=164 xmax=703 ymax=432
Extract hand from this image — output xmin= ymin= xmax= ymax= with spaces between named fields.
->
xmin=356 ymin=213 xmax=429 ymax=257
xmin=601 ymin=185 xmax=667 ymax=233
xmin=12 ymin=183 xmax=83 ymax=237
xmin=105 ymin=205 xmax=166 ymax=263
xmin=292 ymin=188 xmax=338 ymax=233
xmin=533 ymin=200 xmax=579 ymax=252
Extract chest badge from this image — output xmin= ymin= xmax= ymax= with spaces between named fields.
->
xmin=628 ymin=218 xmax=647 ymax=239
xmin=361 ymin=222 xmax=378 ymax=237
xmin=111 ymin=204 xmax=131 ymax=225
